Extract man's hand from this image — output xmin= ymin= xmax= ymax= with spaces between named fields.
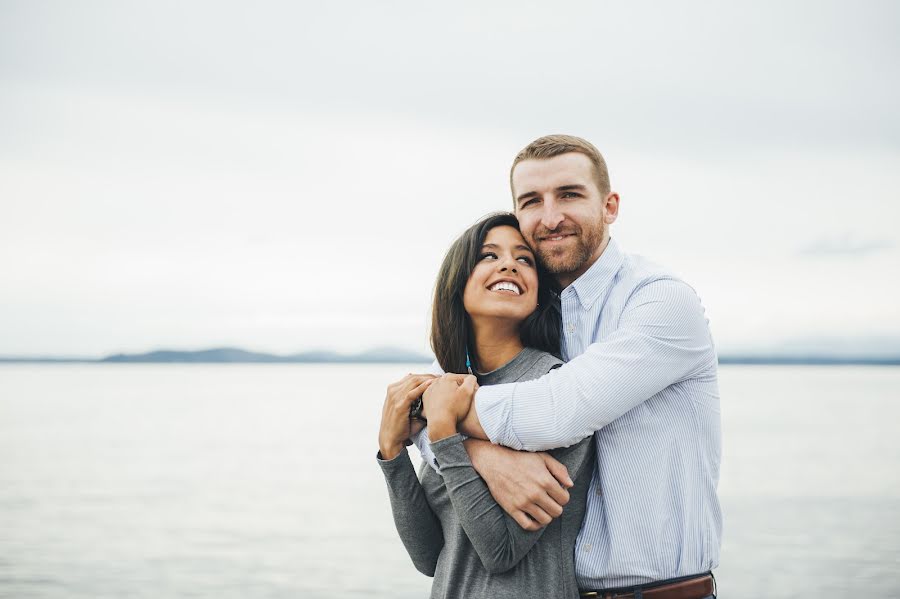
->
xmin=464 ymin=438 xmax=573 ymax=531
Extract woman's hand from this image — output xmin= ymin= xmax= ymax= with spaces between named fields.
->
xmin=378 ymin=374 xmax=436 ymax=460
xmin=422 ymin=374 xmax=478 ymax=441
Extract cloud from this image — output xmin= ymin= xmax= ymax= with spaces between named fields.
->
xmin=798 ymin=235 xmax=895 ymax=257
xmin=2 ymin=1 xmax=899 ymax=154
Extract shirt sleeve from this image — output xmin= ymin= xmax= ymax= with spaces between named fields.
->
xmin=430 ymin=433 xmax=593 ymax=574
xmin=412 ymin=359 xmax=445 ymax=472
xmin=376 ymin=448 xmax=444 ymax=576
xmin=476 ymin=278 xmax=715 ymax=451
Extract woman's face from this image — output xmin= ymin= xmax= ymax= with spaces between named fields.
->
xmin=463 ymin=225 xmax=539 ymax=324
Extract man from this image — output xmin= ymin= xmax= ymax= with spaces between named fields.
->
xmin=416 ymin=135 xmax=722 ymax=597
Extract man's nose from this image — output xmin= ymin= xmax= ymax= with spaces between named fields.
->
xmin=540 ymin=200 xmax=564 ymax=231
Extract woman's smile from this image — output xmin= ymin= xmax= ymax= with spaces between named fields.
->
xmin=488 ymin=280 xmax=522 ymax=295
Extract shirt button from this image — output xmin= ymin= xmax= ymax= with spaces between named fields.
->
xmin=595 ymin=487 xmax=603 ymax=497
xmin=567 ymin=324 xmax=576 ymax=333
xmin=582 ymin=543 xmax=592 ymax=553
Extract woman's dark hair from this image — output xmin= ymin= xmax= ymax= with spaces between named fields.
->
xmin=430 ymin=212 xmax=562 ymax=374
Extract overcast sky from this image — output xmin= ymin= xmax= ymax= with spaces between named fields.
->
xmin=1 ymin=0 xmax=898 ymax=357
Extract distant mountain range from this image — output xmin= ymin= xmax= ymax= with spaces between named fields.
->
xmin=0 ymin=347 xmax=433 ymax=364
xmin=1 ymin=346 xmax=899 ymax=365
xmin=717 ymin=355 xmax=900 ymax=366
xmin=102 ymin=346 xmax=432 ymax=363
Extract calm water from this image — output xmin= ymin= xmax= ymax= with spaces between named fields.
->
xmin=1 ymin=364 xmax=899 ymax=598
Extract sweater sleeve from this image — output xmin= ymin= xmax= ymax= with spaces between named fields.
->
xmin=430 ymin=433 xmax=593 ymax=575
xmin=377 ymin=448 xmax=444 ymax=576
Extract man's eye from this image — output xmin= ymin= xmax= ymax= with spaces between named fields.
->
xmin=561 ymin=191 xmax=580 ymax=199
xmin=521 ymin=198 xmax=539 ymax=208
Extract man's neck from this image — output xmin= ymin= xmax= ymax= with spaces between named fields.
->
xmin=556 ymin=235 xmax=611 ymax=289
xmin=470 ymin=318 xmax=524 ymax=373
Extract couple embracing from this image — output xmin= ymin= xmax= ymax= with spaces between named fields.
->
xmin=377 ymin=135 xmax=722 ymax=599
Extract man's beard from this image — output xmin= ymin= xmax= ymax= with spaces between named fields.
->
xmin=532 ymin=219 xmax=605 ymax=276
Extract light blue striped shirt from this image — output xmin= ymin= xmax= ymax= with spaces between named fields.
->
xmin=416 ymin=238 xmax=722 ymax=589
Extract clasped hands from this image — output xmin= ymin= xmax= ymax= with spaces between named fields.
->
xmin=378 ymin=373 xmax=475 ymax=460
xmin=420 ymin=373 xmax=478 ymax=441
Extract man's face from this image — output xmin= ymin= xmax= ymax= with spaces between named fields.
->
xmin=512 ymin=152 xmax=618 ymax=286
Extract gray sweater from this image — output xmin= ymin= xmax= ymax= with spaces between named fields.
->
xmin=377 ymin=348 xmax=595 ymax=599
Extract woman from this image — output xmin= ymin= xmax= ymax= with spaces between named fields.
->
xmin=376 ymin=212 xmax=594 ymax=598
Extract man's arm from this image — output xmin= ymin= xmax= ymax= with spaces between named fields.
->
xmin=462 ymin=279 xmax=715 ymax=450
xmin=463 ymin=438 xmax=573 ymax=531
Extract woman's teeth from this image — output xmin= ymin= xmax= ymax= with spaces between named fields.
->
xmin=489 ymin=281 xmax=521 ymax=295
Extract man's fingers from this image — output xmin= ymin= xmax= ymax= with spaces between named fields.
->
xmin=538 ymin=490 xmax=565 ymax=518
xmin=542 ymin=454 xmax=574 ymax=489
xmin=512 ymin=510 xmax=543 ymax=532
xmin=543 ymin=482 xmax=570 ymax=508
xmin=527 ymin=483 xmax=567 ymax=518
xmin=521 ymin=503 xmax=553 ymax=527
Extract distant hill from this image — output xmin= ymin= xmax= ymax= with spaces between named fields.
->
xmin=717 ymin=354 xmax=900 ymax=366
xmin=100 ymin=347 xmax=433 ymax=363
xmin=103 ymin=348 xmax=289 ymax=363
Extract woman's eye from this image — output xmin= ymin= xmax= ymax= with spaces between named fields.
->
xmin=480 ymin=252 xmax=497 ymax=261
xmin=517 ymin=256 xmax=533 ymax=265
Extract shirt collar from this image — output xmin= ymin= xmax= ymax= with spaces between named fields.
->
xmin=561 ymin=237 xmax=625 ymax=310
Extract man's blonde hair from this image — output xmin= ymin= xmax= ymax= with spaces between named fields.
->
xmin=509 ymin=134 xmax=611 ymax=200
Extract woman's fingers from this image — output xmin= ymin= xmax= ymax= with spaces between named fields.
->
xmin=388 ymin=373 xmax=435 ymax=394
xmin=404 ymin=379 xmax=434 ymax=404
xmin=399 ymin=374 xmax=437 ymax=394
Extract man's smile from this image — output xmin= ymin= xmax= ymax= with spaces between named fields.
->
xmin=537 ymin=232 xmax=576 ymax=244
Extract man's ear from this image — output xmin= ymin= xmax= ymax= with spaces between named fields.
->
xmin=603 ymin=192 xmax=620 ymax=224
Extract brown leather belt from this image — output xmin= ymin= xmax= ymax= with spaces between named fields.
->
xmin=580 ymin=573 xmax=714 ymax=599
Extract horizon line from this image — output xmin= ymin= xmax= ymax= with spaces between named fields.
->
xmin=1 ymin=345 xmax=900 ymax=366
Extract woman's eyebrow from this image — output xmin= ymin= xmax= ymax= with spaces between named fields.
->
xmin=482 ymin=243 xmax=533 ymax=254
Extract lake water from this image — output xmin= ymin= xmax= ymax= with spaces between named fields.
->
xmin=1 ymin=364 xmax=899 ymax=598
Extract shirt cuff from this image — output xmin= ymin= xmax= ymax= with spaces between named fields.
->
xmin=475 ymin=383 xmax=524 ymax=450
xmin=430 ymin=433 xmax=470 ymax=468
xmin=376 ymin=447 xmax=409 ymax=464
xmin=412 ymin=427 xmax=443 ymax=473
